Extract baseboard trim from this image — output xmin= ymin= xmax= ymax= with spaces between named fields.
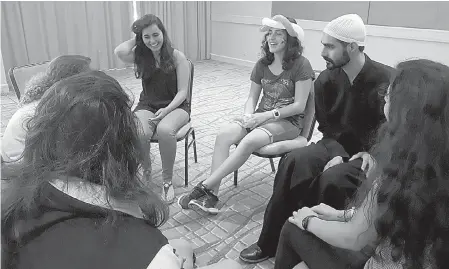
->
xmin=210 ymin=54 xmax=256 ymax=67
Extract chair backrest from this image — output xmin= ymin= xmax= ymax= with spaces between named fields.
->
xmin=186 ymin=59 xmax=194 ymax=106
xmin=7 ymin=61 xmax=50 ymax=100
xmin=299 ymin=81 xmax=316 ymax=141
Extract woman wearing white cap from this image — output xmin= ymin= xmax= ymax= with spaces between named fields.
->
xmin=179 ymin=15 xmax=315 ymax=214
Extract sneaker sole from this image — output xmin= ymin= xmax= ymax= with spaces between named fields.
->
xmin=188 ymin=200 xmax=219 ymax=215
xmin=177 ymin=194 xmax=191 ymax=210
xmin=239 ymin=255 xmax=269 ymax=264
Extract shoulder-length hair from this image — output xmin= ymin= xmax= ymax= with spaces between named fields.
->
xmin=19 ymin=55 xmax=91 ymax=106
xmin=260 ymin=16 xmax=304 ymax=70
xmin=2 ymin=71 xmax=168 ymax=268
xmin=357 ymin=59 xmax=449 ymax=269
xmin=132 ymin=14 xmax=176 ymax=79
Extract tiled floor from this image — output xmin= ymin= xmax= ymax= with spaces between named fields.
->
xmin=0 ymin=60 xmax=323 ymax=268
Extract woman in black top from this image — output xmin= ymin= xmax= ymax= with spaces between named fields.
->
xmin=115 ymin=14 xmax=191 ymax=204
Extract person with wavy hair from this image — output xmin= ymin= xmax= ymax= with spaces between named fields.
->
xmin=114 ymin=14 xmax=191 ymax=204
xmin=1 ymin=55 xmax=91 ymax=165
xmin=275 ymin=59 xmax=449 ymax=269
xmin=239 ymin=14 xmax=394 ymax=264
xmin=178 ymin=15 xmax=314 ymax=214
xmin=1 ymin=71 xmax=242 ymax=269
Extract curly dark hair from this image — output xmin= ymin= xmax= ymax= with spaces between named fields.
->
xmin=19 ymin=55 xmax=91 ymax=106
xmin=361 ymin=59 xmax=449 ymax=269
xmin=2 ymin=71 xmax=169 ymax=268
xmin=131 ymin=14 xmax=176 ymax=79
xmin=260 ymin=16 xmax=304 ymax=70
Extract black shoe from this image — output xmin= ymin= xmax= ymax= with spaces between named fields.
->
xmin=178 ymin=181 xmax=209 ymax=209
xmin=239 ymin=243 xmax=269 ymax=263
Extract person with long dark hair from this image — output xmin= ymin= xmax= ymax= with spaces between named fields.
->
xmin=275 ymin=59 xmax=449 ymax=269
xmin=239 ymin=14 xmax=393 ymax=264
xmin=1 ymin=71 xmax=242 ymax=269
xmin=178 ymin=15 xmax=315 ymax=215
xmin=1 ymin=55 xmax=91 ymax=164
xmin=114 ymin=14 xmax=191 ymax=204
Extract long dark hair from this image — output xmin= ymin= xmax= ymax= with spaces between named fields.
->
xmin=19 ymin=55 xmax=91 ymax=106
xmin=132 ymin=14 xmax=176 ymax=79
xmin=2 ymin=71 xmax=168 ymax=267
xmin=260 ymin=16 xmax=303 ymax=70
xmin=359 ymin=59 xmax=449 ymax=269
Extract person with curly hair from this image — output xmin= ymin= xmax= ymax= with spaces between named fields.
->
xmin=1 ymin=55 xmax=91 ymax=165
xmin=114 ymin=14 xmax=191 ymax=204
xmin=276 ymin=59 xmax=449 ymax=269
xmin=178 ymin=15 xmax=315 ymax=215
xmin=238 ymin=14 xmax=394 ymax=264
xmin=1 ymin=71 xmax=242 ymax=269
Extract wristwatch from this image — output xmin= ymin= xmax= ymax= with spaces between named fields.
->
xmin=302 ymin=215 xmax=318 ymax=231
xmin=272 ymin=109 xmax=280 ymax=120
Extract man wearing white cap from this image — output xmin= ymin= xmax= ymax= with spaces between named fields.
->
xmin=240 ymin=14 xmax=393 ymax=265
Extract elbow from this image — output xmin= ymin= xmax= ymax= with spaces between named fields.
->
xmin=293 ymin=102 xmax=306 ymax=115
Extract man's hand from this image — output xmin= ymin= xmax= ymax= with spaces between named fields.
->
xmin=323 ymin=156 xmax=344 ymax=172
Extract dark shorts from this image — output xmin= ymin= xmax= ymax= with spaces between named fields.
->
xmin=134 ymin=101 xmax=191 ymax=115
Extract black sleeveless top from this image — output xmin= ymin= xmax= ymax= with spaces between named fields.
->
xmin=137 ymin=68 xmax=190 ymax=113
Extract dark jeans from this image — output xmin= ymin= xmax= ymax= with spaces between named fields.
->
xmin=274 ymin=221 xmax=371 ymax=269
xmin=257 ymin=139 xmax=366 ymax=256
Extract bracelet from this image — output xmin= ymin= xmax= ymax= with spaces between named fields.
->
xmin=302 ymin=215 xmax=318 ymax=231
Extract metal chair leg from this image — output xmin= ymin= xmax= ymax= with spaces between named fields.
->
xmin=234 ymin=170 xmax=238 ymax=186
xmin=269 ymin=158 xmax=276 ymax=173
xmin=191 ymin=129 xmax=198 ymax=163
xmin=185 ymin=135 xmax=189 ymax=187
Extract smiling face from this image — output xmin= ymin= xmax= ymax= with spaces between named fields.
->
xmin=142 ymin=24 xmax=164 ymax=53
xmin=266 ymin=28 xmax=288 ymax=54
xmin=320 ymin=33 xmax=350 ymax=70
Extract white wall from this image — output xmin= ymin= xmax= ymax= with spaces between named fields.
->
xmin=211 ymin=1 xmax=272 ymax=67
xmin=210 ymin=4 xmax=449 ymax=71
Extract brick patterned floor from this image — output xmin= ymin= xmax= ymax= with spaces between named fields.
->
xmin=1 ymin=60 xmax=323 ymax=268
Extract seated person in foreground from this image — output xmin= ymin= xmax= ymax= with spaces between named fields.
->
xmin=1 ymin=55 xmax=91 ymax=177
xmin=1 ymin=71 xmax=241 ymax=269
xmin=240 ymin=14 xmax=393 ymax=264
xmin=275 ymin=59 xmax=449 ymax=269
xmin=179 ymin=15 xmax=314 ymax=215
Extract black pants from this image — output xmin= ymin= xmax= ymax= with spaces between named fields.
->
xmin=274 ymin=221 xmax=370 ymax=269
xmin=257 ymin=139 xmax=366 ymax=256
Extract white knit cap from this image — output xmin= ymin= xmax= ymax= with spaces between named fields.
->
xmin=323 ymin=14 xmax=366 ymax=46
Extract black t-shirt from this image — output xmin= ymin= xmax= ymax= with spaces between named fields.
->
xmin=3 ymin=182 xmax=168 ymax=269
xmin=314 ymin=54 xmax=394 ymax=156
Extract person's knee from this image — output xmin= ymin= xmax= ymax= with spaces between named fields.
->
xmin=156 ymin=122 xmax=177 ymax=138
xmin=320 ymin=163 xmax=352 ymax=186
xmin=215 ymin=123 xmax=243 ymax=147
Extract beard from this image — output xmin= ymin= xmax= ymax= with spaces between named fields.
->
xmin=323 ymin=50 xmax=350 ymax=70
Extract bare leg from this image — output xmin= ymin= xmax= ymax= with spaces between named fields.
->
xmin=209 ymin=122 xmax=248 ymax=193
xmin=204 ymin=129 xmax=271 ymax=194
xmin=135 ymin=110 xmax=156 ymax=183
